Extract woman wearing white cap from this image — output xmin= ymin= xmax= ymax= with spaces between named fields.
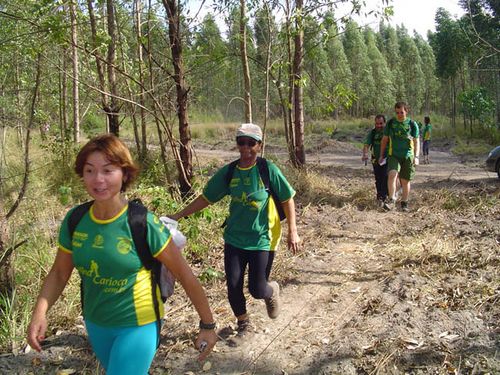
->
xmin=170 ymin=123 xmax=300 ymax=340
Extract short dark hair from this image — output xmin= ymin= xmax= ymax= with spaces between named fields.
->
xmin=74 ymin=133 xmax=139 ymax=192
xmin=395 ymin=101 xmax=409 ymax=111
xmin=424 ymin=116 xmax=430 ymax=124
xmin=375 ymin=114 xmax=386 ymax=122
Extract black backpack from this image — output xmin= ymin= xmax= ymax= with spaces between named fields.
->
xmin=67 ymin=199 xmax=165 ymax=334
xmin=224 ymin=157 xmax=286 ymax=221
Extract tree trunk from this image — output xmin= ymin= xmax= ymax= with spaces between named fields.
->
xmin=134 ymin=0 xmax=148 ymax=160
xmin=106 ymin=0 xmax=120 ymax=136
xmin=240 ymin=0 xmax=252 ymax=123
xmin=1 ymin=53 xmax=41 ymax=296
xmin=162 ymin=0 xmax=193 ymax=195
xmin=292 ymin=0 xmax=305 ymax=166
xmin=70 ymin=0 xmax=80 ymax=143
xmin=261 ymin=2 xmax=272 ymax=156
xmin=87 ymin=0 xmax=109 ymax=130
xmin=60 ymin=48 xmax=68 ymax=140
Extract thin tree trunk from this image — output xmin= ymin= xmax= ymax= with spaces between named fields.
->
xmin=60 ymin=48 xmax=68 ymax=140
xmin=70 ymin=0 xmax=80 ymax=142
xmin=134 ymin=0 xmax=148 ymax=160
xmin=106 ymin=0 xmax=120 ymax=135
xmin=162 ymin=0 xmax=192 ymax=195
xmin=261 ymin=2 xmax=272 ymax=157
xmin=240 ymin=0 xmax=252 ymax=123
xmin=284 ymin=0 xmax=296 ymax=163
xmin=1 ymin=53 xmax=41 ymax=296
xmin=292 ymin=0 xmax=305 ymax=166
xmin=87 ymin=0 xmax=109 ymax=130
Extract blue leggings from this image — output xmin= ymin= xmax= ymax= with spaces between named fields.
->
xmin=85 ymin=320 xmax=159 ymax=375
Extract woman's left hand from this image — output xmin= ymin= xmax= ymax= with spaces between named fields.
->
xmin=288 ymin=230 xmax=301 ymax=255
xmin=195 ymin=329 xmax=218 ymax=361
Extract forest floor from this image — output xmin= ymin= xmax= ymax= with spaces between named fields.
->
xmin=1 ymin=138 xmax=498 ymax=375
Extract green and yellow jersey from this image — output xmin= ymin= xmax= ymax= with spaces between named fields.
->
xmin=423 ymin=124 xmax=432 ymax=141
xmin=203 ymin=160 xmax=295 ymax=251
xmin=384 ymin=118 xmax=419 ymax=158
xmin=364 ymin=127 xmax=386 ymax=162
xmin=58 ymin=204 xmax=171 ymax=327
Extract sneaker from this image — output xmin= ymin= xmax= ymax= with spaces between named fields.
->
xmin=377 ymin=198 xmax=385 ymax=208
xmin=236 ymin=319 xmax=253 ymax=338
xmin=383 ymin=199 xmax=395 ymax=211
xmin=265 ymin=281 xmax=281 ymax=319
xmin=401 ymin=201 xmax=409 ymax=212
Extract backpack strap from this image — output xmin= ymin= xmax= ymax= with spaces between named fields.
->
xmin=256 ymin=157 xmax=286 ymax=221
xmin=67 ymin=201 xmax=94 ymax=313
xmin=224 ymin=159 xmax=239 ymax=186
xmin=68 ymin=201 xmax=94 ymax=237
xmin=128 ymin=199 xmax=163 ymax=344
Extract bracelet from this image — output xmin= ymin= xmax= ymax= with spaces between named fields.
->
xmin=199 ymin=320 xmax=216 ymax=330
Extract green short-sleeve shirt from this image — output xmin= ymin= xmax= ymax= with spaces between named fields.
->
xmin=58 ymin=204 xmax=171 ymax=327
xmin=384 ymin=118 xmax=419 ymax=158
xmin=364 ymin=128 xmax=386 ymax=161
xmin=423 ymin=124 xmax=432 ymax=141
xmin=203 ymin=160 xmax=295 ymax=251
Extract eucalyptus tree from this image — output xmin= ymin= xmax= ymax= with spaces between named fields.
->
xmin=190 ymin=14 xmax=229 ymax=117
xmin=323 ymin=14 xmax=354 ymax=119
xmin=302 ymin=15 xmax=336 ymax=119
xmin=397 ymin=26 xmax=425 ymax=113
xmin=343 ymin=20 xmax=375 ymax=117
xmin=364 ymin=28 xmax=394 ymax=114
xmin=429 ymin=8 xmax=468 ymax=128
xmin=414 ymin=33 xmax=439 ymax=114
xmin=379 ymin=24 xmax=404 ymax=100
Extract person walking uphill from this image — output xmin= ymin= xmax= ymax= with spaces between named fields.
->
xmin=27 ymin=134 xmax=217 ymax=375
xmin=379 ymin=102 xmax=420 ymax=212
xmin=422 ymin=116 xmax=432 ymax=164
xmin=362 ymin=114 xmax=388 ymax=207
xmin=170 ymin=123 xmax=301 ymax=339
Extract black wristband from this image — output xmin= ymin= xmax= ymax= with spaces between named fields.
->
xmin=199 ymin=320 xmax=216 ymax=330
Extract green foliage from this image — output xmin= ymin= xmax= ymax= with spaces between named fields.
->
xmin=82 ymin=113 xmax=106 ymax=138
xmin=198 ymin=267 xmax=224 ymax=283
xmin=458 ymin=87 xmax=495 ymax=124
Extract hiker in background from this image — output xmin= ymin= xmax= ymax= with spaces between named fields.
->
xmin=362 ymin=114 xmax=388 ymax=207
xmin=170 ymin=123 xmax=300 ymax=340
xmin=422 ymin=116 xmax=432 ymax=164
xmin=27 ymin=134 xmax=217 ymax=374
xmin=379 ymin=102 xmax=420 ymax=212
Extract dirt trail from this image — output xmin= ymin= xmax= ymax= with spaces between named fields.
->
xmin=2 ymin=143 xmax=498 ymax=375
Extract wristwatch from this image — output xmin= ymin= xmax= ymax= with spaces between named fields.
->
xmin=199 ymin=320 xmax=216 ymax=330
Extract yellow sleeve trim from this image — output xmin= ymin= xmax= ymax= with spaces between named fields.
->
xmin=58 ymin=245 xmax=72 ymax=254
xmin=152 ymin=236 xmax=172 ymax=258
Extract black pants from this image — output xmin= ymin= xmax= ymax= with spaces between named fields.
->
xmin=224 ymin=243 xmax=275 ymax=317
xmin=373 ymin=162 xmax=388 ymax=200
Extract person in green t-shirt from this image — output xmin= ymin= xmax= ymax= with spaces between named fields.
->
xmin=27 ymin=134 xmax=217 ymax=373
xmin=362 ymin=114 xmax=388 ymax=206
xmin=379 ymin=101 xmax=420 ymax=212
xmin=170 ymin=123 xmax=301 ymax=340
xmin=422 ymin=116 xmax=432 ymax=164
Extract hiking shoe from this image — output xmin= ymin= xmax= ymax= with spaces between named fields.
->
xmin=236 ymin=319 xmax=253 ymax=338
xmin=383 ymin=199 xmax=395 ymax=211
xmin=401 ymin=201 xmax=409 ymax=212
xmin=265 ymin=281 xmax=281 ymax=319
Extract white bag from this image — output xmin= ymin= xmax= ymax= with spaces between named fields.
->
xmin=158 ymin=217 xmax=187 ymax=300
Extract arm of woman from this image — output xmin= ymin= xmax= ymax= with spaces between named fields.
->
xmin=170 ymin=195 xmax=210 ymax=221
xmin=156 ymin=241 xmax=217 ymax=361
xmin=282 ymin=197 xmax=301 ymax=255
xmin=27 ymin=250 xmax=74 ymax=352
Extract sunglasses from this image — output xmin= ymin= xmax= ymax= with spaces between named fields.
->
xmin=237 ymin=138 xmax=258 ymax=147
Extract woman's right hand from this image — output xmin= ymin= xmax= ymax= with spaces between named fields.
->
xmin=27 ymin=314 xmax=47 ymax=352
